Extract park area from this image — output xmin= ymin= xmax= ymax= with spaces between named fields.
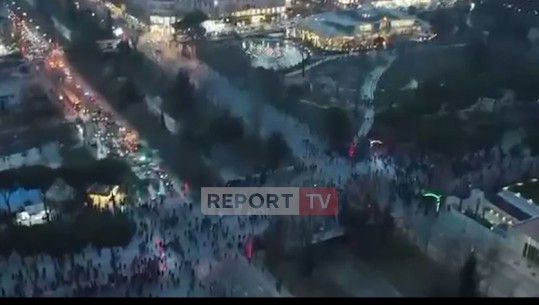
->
xmin=263 ymin=234 xmax=459 ymax=297
xmin=369 ymin=45 xmax=520 ymax=156
xmin=374 ymin=45 xmax=495 ymax=113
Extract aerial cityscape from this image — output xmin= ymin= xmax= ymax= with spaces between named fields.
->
xmin=0 ymin=0 xmax=538 ymax=298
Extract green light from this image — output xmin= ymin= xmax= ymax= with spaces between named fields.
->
xmin=422 ymin=192 xmax=442 ymax=201
xmin=422 ymin=191 xmax=442 ymax=212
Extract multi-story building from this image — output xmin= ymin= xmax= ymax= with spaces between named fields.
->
xmin=177 ymin=0 xmax=290 ymax=18
xmin=371 ymin=0 xmax=433 ymax=8
xmin=129 ymin=0 xmax=291 ymax=25
xmin=147 ymin=0 xmax=178 ymax=25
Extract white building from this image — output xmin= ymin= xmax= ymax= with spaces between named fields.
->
xmin=132 ymin=0 xmax=291 ymax=25
xmin=372 ymin=0 xmax=433 ymax=9
xmin=507 ymin=217 xmax=539 ymax=266
xmin=147 ymin=0 xmax=178 ymax=25
xmin=177 ymin=0 xmax=290 ymax=18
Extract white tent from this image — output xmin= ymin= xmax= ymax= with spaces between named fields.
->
xmin=158 ymin=179 xmax=166 ymax=196
xmin=96 ymin=137 xmax=108 ymax=160
xmin=26 ymin=147 xmax=42 ymax=166
xmin=9 ymin=153 xmax=24 ymax=169
xmin=42 ymin=142 xmax=62 ymax=168
xmin=0 ymin=157 xmax=8 ymax=171
xmin=45 ymin=178 xmax=75 ymax=203
xmin=148 ymin=184 xmax=157 ymax=200
xmin=16 ymin=203 xmax=47 ymax=226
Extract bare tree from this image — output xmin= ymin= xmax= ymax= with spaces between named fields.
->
xmin=422 ymin=213 xmax=438 ymax=254
xmin=263 ymin=217 xmax=287 ymax=266
xmin=299 ymin=217 xmax=314 ymax=246
xmin=0 ymin=188 xmax=12 ymax=214
xmin=250 ymin=94 xmax=263 ymax=136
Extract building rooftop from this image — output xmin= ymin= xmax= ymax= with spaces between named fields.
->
xmin=299 ymin=7 xmax=385 ymax=38
xmin=87 ymin=183 xmax=115 ymax=196
xmin=506 ymin=179 xmax=539 ymax=206
xmin=298 ymin=5 xmax=409 ymax=38
xmin=512 ymin=216 xmax=539 ymax=242
xmin=487 ymin=193 xmax=533 ymax=222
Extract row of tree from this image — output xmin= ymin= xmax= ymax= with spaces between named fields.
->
xmin=0 ymin=158 xmax=132 ymax=191
xmin=163 ymin=68 xmax=292 ymax=171
xmin=0 ymin=207 xmax=136 ymax=257
xmin=374 ymin=108 xmax=504 ymax=156
xmin=0 ymin=158 xmax=133 ymax=215
xmin=197 ymin=42 xmax=361 ymax=153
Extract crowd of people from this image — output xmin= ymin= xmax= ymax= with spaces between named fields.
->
xmin=9 ymin=0 xmax=539 ymax=297
xmin=0 ymin=189 xmax=279 ymax=297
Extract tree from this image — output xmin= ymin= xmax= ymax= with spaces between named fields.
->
xmin=263 ymin=218 xmax=287 ymax=266
xmin=266 ymin=132 xmax=291 ymax=170
xmin=0 ymin=187 xmax=13 ymax=214
xmin=324 ymin=107 xmax=354 ymax=152
xmin=466 ymin=40 xmax=489 ymax=74
xmin=105 ymin=10 xmax=114 ymax=33
xmin=481 ymin=246 xmax=500 ymax=295
xmin=196 ymin=43 xmax=251 ymax=82
xmin=174 ymin=10 xmax=208 ymax=38
xmin=286 ymin=84 xmax=304 ymax=102
xmin=113 ymin=41 xmax=133 ymax=74
xmin=64 ymin=0 xmax=79 ymax=24
xmin=165 ymin=70 xmax=195 ymax=119
xmin=92 ymin=158 xmax=132 ymax=185
xmin=429 ymin=9 xmax=457 ymax=37
xmin=0 ymin=168 xmax=17 ymax=214
xmin=459 ymin=252 xmax=480 ymax=297
xmin=380 ymin=205 xmax=395 ymax=240
xmin=300 ymin=244 xmax=315 ymax=277
xmin=252 ymin=68 xmax=285 ymax=104
xmin=35 ymin=0 xmax=52 ymax=17
xmin=524 ymin=124 xmax=539 ymax=155
xmin=209 ymin=114 xmax=244 ymax=143
xmin=118 ymin=78 xmax=143 ymax=111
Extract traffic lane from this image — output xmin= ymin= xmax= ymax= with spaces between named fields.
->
xmin=15 ymin=4 xmax=118 ymax=121
xmin=56 ymin=64 xmax=176 ymax=187
xmin=44 ymin=55 xmax=138 ymax=155
xmin=17 ymin=3 xmax=176 ymax=192
xmin=40 ymin=59 xmax=130 ymax=153
xmin=17 ymin=5 xmax=181 ymax=191
xmin=15 ymin=0 xmax=64 ymax=45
